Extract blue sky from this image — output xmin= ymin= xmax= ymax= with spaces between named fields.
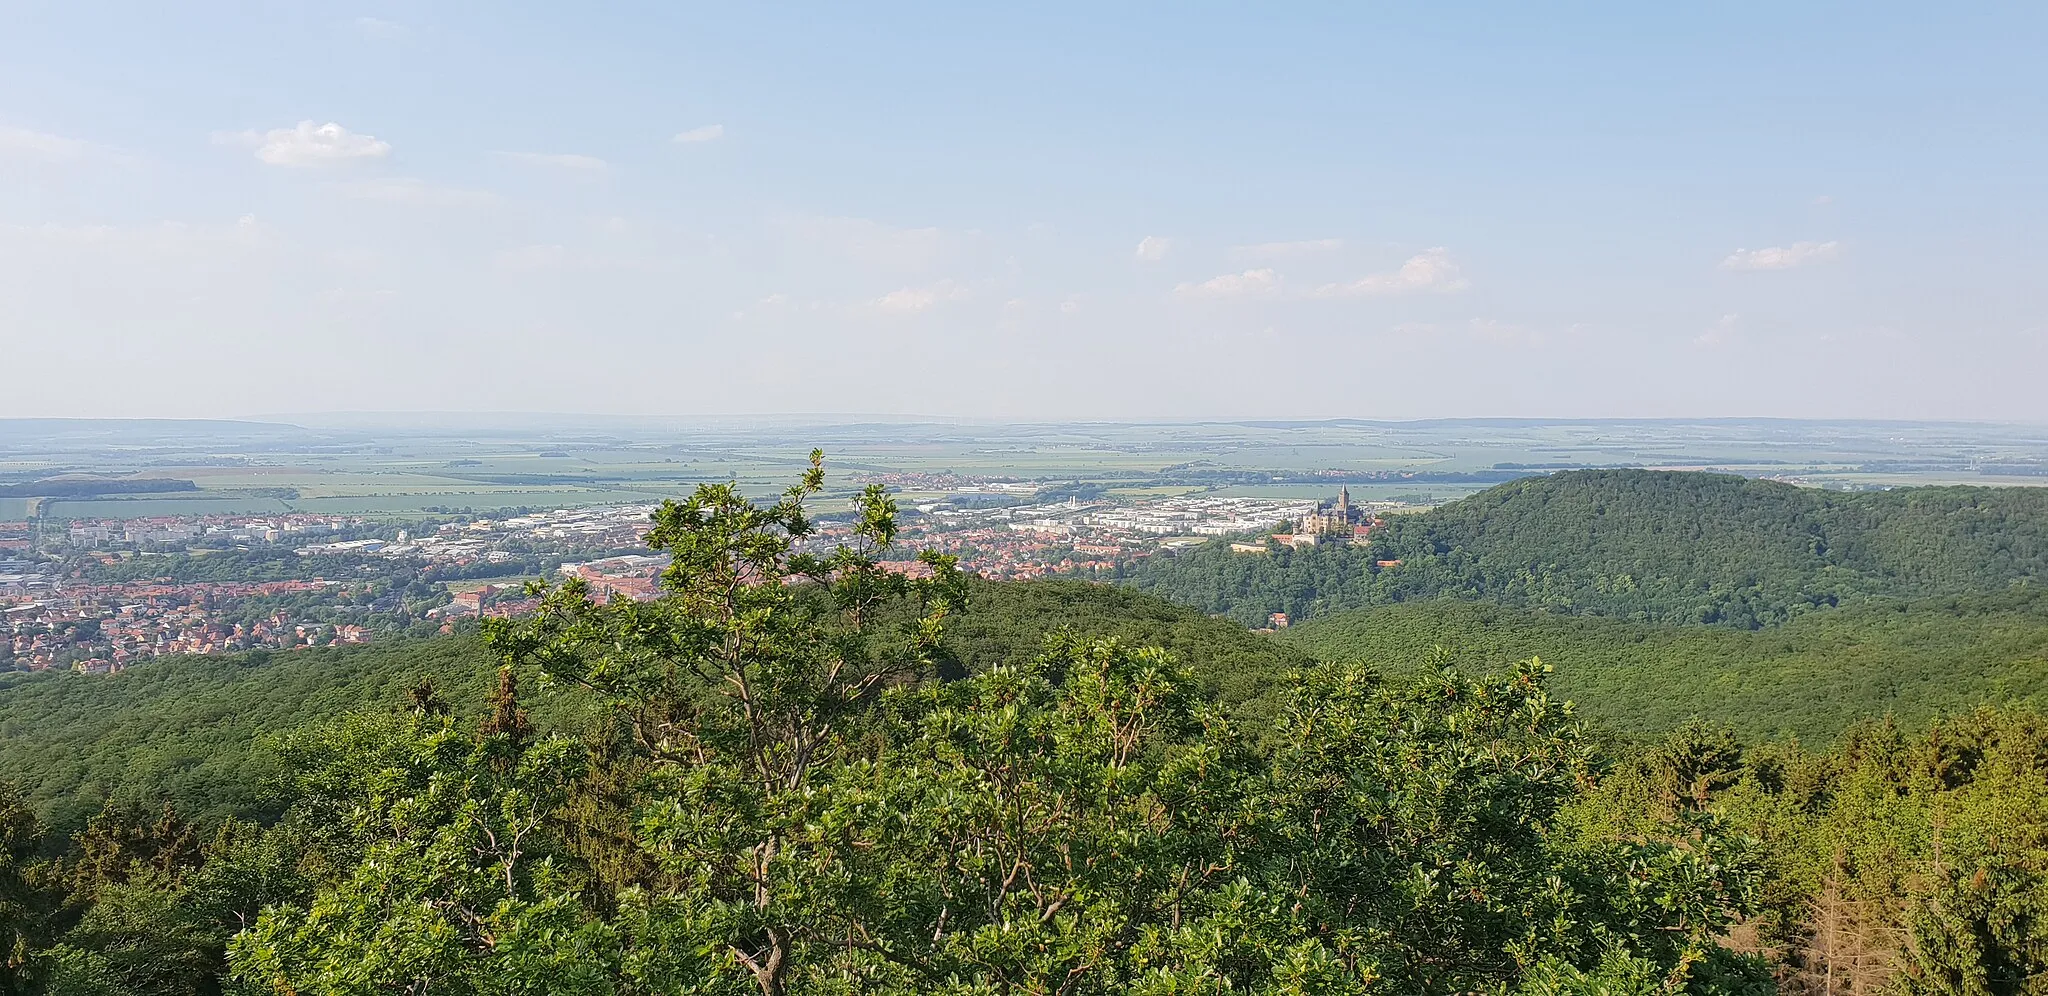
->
xmin=2 ymin=3 xmax=2044 ymax=420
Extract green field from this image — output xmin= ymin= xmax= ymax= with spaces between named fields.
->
xmin=4 ymin=416 xmax=2047 ymax=521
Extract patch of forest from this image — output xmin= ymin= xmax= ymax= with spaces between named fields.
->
xmin=1274 ymin=591 xmax=2048 ymax=740
xmin=1121 ymin=469 xmax=2048 ymax=628
xmin=0 ymin=638 xmax=519 ymax=833
xmin=0 ymin=478 xmax=197 ymax=498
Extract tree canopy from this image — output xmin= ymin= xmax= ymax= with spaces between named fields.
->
xmin=1274 ymin=591 xmax=2048 ymax=740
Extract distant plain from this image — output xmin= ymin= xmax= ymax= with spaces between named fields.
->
xmin=3 ymin=416 xmax=2046 ymax=520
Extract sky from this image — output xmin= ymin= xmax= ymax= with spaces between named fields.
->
xmin=2 ymin=2 xmax=2045 ymax=422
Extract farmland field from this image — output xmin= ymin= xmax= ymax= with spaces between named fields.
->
xmin=1 ymin=416 xmax=2045 ymax=521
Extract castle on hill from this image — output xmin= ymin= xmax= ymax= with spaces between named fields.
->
xmin=1256 ymin=488 xmax=1379 ymax=550
xmin=1300 ymin=488 xmax=1365 ymax=538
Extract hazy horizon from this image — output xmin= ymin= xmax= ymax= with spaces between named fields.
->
xmin=7 ymin=412 xmax=2048 ymax=431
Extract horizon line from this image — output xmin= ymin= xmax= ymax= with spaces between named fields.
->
xmin=3 ymin=412 xmax=2044 ymax=429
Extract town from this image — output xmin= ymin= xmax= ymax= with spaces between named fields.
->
xmin=0 ymin=487 xmax=1400 ymax=673
xmin=0 ymin=505 xmax=655 ymax=672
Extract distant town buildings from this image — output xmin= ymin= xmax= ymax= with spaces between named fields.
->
xmin=3 ymin=486 xmax=1422 ymax=673
xmin=559 ymin=554 xmax=666 ymax=602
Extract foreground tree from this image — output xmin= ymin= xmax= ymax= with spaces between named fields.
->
xmin=229 ymin=704 xmax=597 ymax=994
xmin=492 ymin=452 xmax=969 ymax=995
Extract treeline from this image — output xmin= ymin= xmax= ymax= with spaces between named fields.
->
xmin=1274 ymin=591 xmax=2048 ymax=741
xmin=82 ymin=548 xmax=548 ymax=585
xmin=1122 ymin=470 xmax=2048 ymax=628
xmin=0 ymin=479 xmax=196 ymax=499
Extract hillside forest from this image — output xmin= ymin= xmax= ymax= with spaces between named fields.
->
xmin=0 ymin=461 xmax=2044 ymax=994
xmin=1123 ymin=470 xmax=2048 ymax=629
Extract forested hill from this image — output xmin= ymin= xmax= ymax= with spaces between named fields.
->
xmin=1122 ymin=469 xmax=2048 ymax=627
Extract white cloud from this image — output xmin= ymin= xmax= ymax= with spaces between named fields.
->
xmin=672 ymin=124 xmax=725 ymax=144
xmin=1312 ymin=248 xmax=1467 ymax=297
xmin=352 ymin=17 xmax=405 ymax=39
xmin=1134 ymin=235 xmax=1173 ymax=261
xmin=218 ymin=121 xmax=391 ymax=166
xmin=1696 ymin=313 xmax=1742 ymax=347
xmin=1235 ymin=238 xmax=1344 ymax=258
xmin=874 ymin=288 xmax=938 ymax=312
xmin=494 ymin=151 xmax=609 ymax=171
xmin=337 ymin=177 xmax=497 ymax=207
xmin=1175 ymin=250 xmax=1462 ymax=301
xmin=1719 ymin=240 xmax=1840 ymax=271
xmin=872 ymin=281 xmax=970 ymax=314
xmin=1175 ymin=268 xmax=1281 ymax=297
xmin=0 ymin=125 xmax=90 ymax=163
